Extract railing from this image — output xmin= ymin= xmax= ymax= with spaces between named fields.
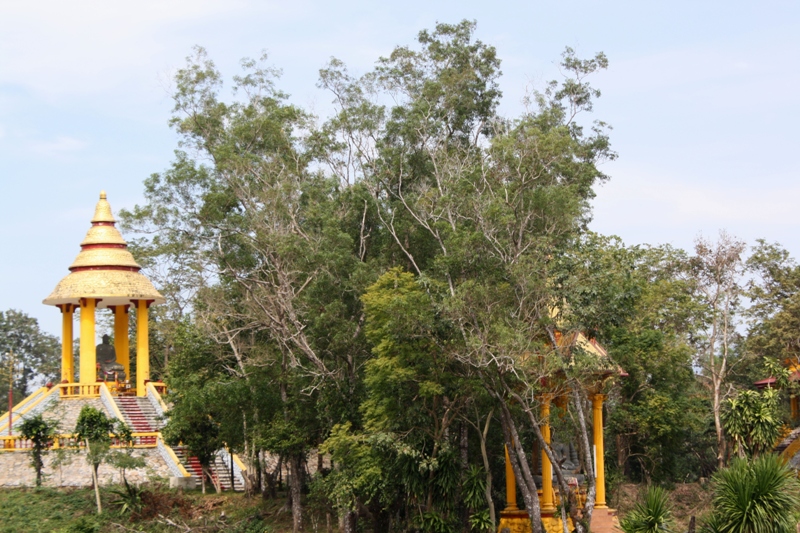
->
xmin=0 ymin=385 xmax=61 ymax=434
xmin=99 ymin=382 xmax=126 ymax=421
xmin=148 ymin=381 xmax=167 ymax=395
xmin=0 ymin=387 xmax=46 ymax=428
xmin=59 ymin=383 xmax=102 ymax=398
xmin=0 ymin=431 xmax=161 ymax=451
xmin=145 ymin=382 xmax=168 ymax=421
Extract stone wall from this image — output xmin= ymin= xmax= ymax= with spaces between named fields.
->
xmin=10 ymin=397 xmax=108 ymax=436
xmin=0 ymin=448 xmax=172 ymax=487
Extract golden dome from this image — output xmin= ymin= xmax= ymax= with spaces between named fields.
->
xmin=43 ymin=192 xmax=165 ymax=308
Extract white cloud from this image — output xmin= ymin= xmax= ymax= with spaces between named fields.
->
xmin=0 ymin=0 xmax=258 ymax=99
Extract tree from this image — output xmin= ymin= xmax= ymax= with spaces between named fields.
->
xmin=161 ymin=385 xmax=224 ymax=494
xmin=74 ymin=405 xmax=120 ymax=514
xmin=0 ymin=309 xmax=60 ymax=402
xmin=319 ymin=21 xmax=615 ymax=533
xmin=721 ymin=387 xmax=781 ymax=459
xmin=691 ymin=231 xmax=747 ymax=469
xmin=577 ymin=241 xmax=712 ymax=482
xmin=120 ymin=39 xmax=389 ymax=530
xmin=19 ymin=413 xmax=59 ymax=487
xmin=745 ymin=240 xmax=800 ymax=366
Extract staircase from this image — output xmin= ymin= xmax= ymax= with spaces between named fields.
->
xmin=172 ymin=446 xmax=244 ymax=491
xmin=775 ymin=426 xmax=800 ymax=455
xmin=114 ymin=397 xmax=161 ymax=445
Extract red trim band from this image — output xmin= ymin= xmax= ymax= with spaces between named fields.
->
xmin=70 ymin=265 xmax=140 ymax=273
xmin=81 ymin=243 xmax=127 ymax=250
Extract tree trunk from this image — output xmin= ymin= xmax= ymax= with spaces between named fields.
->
xmin=459 ymin=423 xmax=469 ymax=532
xmin=479 ymin=412 xmax=496 ymax=531
xmin=289 ymin=453 xmax=304 ymax=532
xmin=498 ymin=404 xmax=543 ymax=533
xmin=86 ymin=439 xmax=102 ymax=514
xmin=341 ymin=510 xmax=357 ymax=533
xmin=204 ymin=464 xmax=222 ymax=494
xmin=713 ymin=381 xmax=725 ymax=469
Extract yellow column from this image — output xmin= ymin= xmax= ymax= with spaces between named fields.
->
xmin=113 ymin=305 xmax=130 ymax=381
xmin=135 ymin=300 xmax=149 ymax=396
xmin=79 ymin=298 xmax=97 ymax=386
xmin=592 ymin=394 xmax=607 ymax=508
xmin=59 ymin=305 xmax=74 ymax=383
xmin=504 ymin=445 xmax=518 ymax=511
xmin=540 ymin=396 xmax=556 ymax=514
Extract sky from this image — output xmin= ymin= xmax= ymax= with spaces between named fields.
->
xmin=1 ymin=0 xmax=798 ymax=338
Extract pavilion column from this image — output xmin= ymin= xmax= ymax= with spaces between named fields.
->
xmin=540 ymin=396 xmax=556 ymax=514
xmin=503 ymin=444 xmax=518 ymax=511
xmin=79 ymin=298 xmax=97 ymax=385
xmin=58 ymin=304 xmax=74 ymax=383
xmin=592 ymin=393 xmax=607 ymax=508
xmin=112 ymin=305 xmax=130 ymax=381
xmin=791 ymin=396 xmax=799 ymax=421
xmin=135 ymin=300 xmax=150 ymax=396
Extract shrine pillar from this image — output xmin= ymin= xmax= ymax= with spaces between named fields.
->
xmin=58 ymin=304 xmax=74 ymax=383
xmin=504 ymin=444 xmax=518 ymax=511
xmin=540 ymin=396 xmax=556 ymax=514
xmin=592 ymin=394 xmax=607 ymax=508
xmin=79 ymin=298 xmax=97 ymax=385
xmin=135 ymin=300 xmax=150 ymax=396
xmin=112 ymin=305 xmax=130 ymax=382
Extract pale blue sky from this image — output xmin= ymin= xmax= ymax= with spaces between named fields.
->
xmin=1 ymin=0 xmax=798 ymax=337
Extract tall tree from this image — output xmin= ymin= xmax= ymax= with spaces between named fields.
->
xmin=745 ymin=240 xmax=800 ymax=365
xmin=318 ymin=21 xmax=615 ymax=533
xmin=0 ymin=309 xmax=60 ymax=402
xmin=121 ymin=47 xmax=375 ymax=532
xmin=691 ymin=231 xmax=747 ymax=469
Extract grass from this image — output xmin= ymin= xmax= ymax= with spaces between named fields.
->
xmin=0 ymin=487 xmax=296 ymax=533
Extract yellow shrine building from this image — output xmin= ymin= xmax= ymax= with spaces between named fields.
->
xmin=43 ymin=190 xmax=164 ymax=395
xmin=0 ymin=192 xmax=245 ymax=490
xmin=497 ymin=332 xmax=621 ymax=533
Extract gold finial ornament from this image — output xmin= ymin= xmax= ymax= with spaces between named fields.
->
xmin=100 ymin=190 xmax=107 ymax=199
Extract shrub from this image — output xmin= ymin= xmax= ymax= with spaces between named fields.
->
xmin=620 ymin=485 xmax=673 ymax=533
xmin=701 ymin=454 xmax=800 ymax=533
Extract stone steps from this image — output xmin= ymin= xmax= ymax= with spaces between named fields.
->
xmin=172 ymin=446 xmax=243 ymax=491
xmin=114 ymin=397 xmax=160 ymax=445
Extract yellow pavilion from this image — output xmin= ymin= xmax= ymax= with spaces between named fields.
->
xmin=43 ymin=191 xmax=165 ymax=396
xmin=497 ymin=332 xmax=620 ymax=533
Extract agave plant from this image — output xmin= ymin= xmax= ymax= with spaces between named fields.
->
xmin=620 ymin=486 xmax=673 ymax=533
xmin=701 ymin=454 xmax=800 ymax=533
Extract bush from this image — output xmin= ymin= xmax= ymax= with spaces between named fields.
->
xmin=620 ymin=485 xmax=673 ymax=533
xmin=701 ymin=454 xmax=800 ymax=533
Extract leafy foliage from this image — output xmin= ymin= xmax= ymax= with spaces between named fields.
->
xmin=18 ymin=413 xmax=59 ymax=487
xmin=0 ymin=309 xmax=60 ymax=400
xmin=701 ymin=455 xmax=800 ymax=533
xmin=722 ymin=388 xmax=781 ymax=459
xmin=620 ymin=486 xmax=674 ymax=533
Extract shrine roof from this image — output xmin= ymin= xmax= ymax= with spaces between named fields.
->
xmin=43 ymin=192 xmax=164 ymax=308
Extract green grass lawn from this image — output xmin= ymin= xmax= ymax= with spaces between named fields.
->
xmin=0 ymin=487 xmax=295 ymax=533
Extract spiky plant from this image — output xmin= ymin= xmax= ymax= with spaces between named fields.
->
xmin=701 ymin=454 xmax=800 ymax=533
xmin=620 ymin=486 xmax=673 ymax=533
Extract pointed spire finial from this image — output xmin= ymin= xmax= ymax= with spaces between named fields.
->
xmin=91 ymin=190 xmax=115 ymax=224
